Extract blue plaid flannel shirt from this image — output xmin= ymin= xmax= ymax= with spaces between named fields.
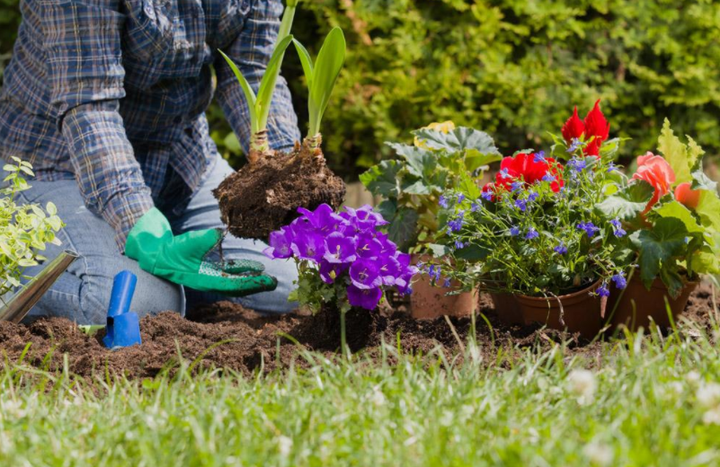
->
xmin=0 ymin=0 xmax=300 ymax=251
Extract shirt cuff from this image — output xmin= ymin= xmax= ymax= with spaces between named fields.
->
xmin=103 ymin=190 xmax=155 ymax=252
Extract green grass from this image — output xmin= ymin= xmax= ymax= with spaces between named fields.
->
xmin=2 ymin=319 xmax=720 ymax=466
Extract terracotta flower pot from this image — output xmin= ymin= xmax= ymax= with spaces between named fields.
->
xmin=514 ymin=281 xmax=603 ymax=339
xmin=409 ymin=255 xmax=478 ymax=319
xmin=488 ymin=293 xmax=523 ymax=326
xmin=607 ymin=274 xmax=698 ymax=331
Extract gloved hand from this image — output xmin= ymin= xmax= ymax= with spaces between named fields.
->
xmin=125 ymin=208 xmax=277 ymax=296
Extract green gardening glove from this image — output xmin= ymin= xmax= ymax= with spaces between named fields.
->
xmin=125 ymin=208 xmax=277 ymax=296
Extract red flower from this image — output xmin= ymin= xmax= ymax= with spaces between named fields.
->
xmin=631 ymin=152 xmax=676 ymax=214
xmin=561 ymin=107 xmax=585 ymax=143
xmin=583 ymin=99 xmax=610 ymax=156
xmin=486 ymin=153 xmax=564 ymax=197
xmin=674 ymin=182 xmax=701 ymax=209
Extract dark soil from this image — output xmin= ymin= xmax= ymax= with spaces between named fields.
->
xmin=0 ymin=284 xmax=716 ymax=380
xmin=213 ymin=144 xmax=346 ymax=239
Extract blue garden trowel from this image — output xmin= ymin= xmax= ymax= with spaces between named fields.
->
xmin=102 ymin=271 xmax=142 ymax=349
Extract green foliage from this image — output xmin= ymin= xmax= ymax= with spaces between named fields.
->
xmin=294 ymin=28 xmax=347 ymax=138
xmin=360 ymin=125 xmax=500 ymax=252
xmin=0 ymin=158 xmax=63 ymax=296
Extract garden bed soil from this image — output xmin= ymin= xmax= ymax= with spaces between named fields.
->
xmin=0 ymin=284 xmax=716 ymax=380
xmin=213 ymin=144 xmax=345 ymax=239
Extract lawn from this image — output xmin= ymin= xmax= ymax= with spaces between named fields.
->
xmin=1 ymin=312 xmax=720 ymax=467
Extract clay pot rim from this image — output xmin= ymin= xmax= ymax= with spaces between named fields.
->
xmin=514 ymin=279 xmax=601 ymax=303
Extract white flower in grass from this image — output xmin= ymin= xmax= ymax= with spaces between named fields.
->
xmin=696 ymin=382 xmax=720 ymax=408
xmin=703 ymin=407 xmax=720 ymax=426
xmin=686 ymin=371 xmax=701 ymax=384
xmin=278 ymin=435 xmax=293 ymax=457
xmin=583 ymin=441 xmax=614 ymax=466
xmin=567 ymin=369 xmax=596 ymax=405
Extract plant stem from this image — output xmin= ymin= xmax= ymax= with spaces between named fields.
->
xmin=340 ymin=308 xmax=348 ymax=359
xmin=302 ymin=133 xmax=323 ymax=154
xmin=249 ymin=130 xmax=270 ymax=164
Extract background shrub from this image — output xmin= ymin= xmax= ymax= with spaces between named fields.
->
xmin=2 ymin=0 xmax=719 ymax=180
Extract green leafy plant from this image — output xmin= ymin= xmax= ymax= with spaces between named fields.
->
xmin=293 ymin=27 xmax=346 ymax=150
xmin=597 ymin=120 xmax=720 ymax=297
xmin=218 ymin=0 xmax=299 ymax=162
xmin=0 ymin=157 xmax=63 ymax=297
xmin=360 ymin=122 xmax=501 ymax=252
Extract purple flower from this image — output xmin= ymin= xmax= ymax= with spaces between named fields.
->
xmin=457 ymin=193 xmax=465 ymax=203
xmin=347 ymin=285 xmax=383 ymax=310
xmin=577 ymin=222 xmax=600 ymax=238
xmin=607 ymin=162 xmax=618 ymax=172
xmin=542 ymin=172 xmax=556 ymax=183
xmin=515 ymin=199 xmax=528 ymax=212
xmin=439 ymin=195 xmax=449 ymax=208
xmin=511 ymin=181 xmax=524 ymax=192
xmin=528 ymin=191 xmax=539 ymax=202
xmin=597 ymin=282 xmax=610 ymax=297
xmin=510 ymin=226 xmax=520 ymax=236
xmin=471 ymin=202 xmax=480 ymax=212
xmin=567 ymin=138 xmax=584 ymax=153
xmin=498 ymin=168 xmax=512 ymax=180
xmin=263 ymin=227 xmax=293 ymax=259
xmin=290 ymin=232 xmax=326 ymax=262
xmin=297 ymin=204 xmax=345 ymax=234
xmin=341 ymin=205 xmax=388 ymax=231
xmin=319 ymin=261 xmax=348 ymax=284
xmin=611 ymin=272 xmax=627 ymax=290
xmin=379 ymin=256 xmax=402 ymax=286
xmin=443 ymin=278 xmax=452 ymax=288
xmin=568 ymin=158 xmax=587 ymax=172
xmin=525 ymin=227 xmax=539 ymax=240
xmin=428 ymin=265 xmax=442 ymax=282
xmin=553 ymin=243 xmax=568 ymax=255
xmin=454 ymin=239 xmax=465 ymax=250
xmin=609 ymin=218 xmax=626 ymax=238
xmin=447 ymin=211 xmax=465 ymax=232
xmin=534 ymin=151 xmax=546 ymax=163
xmin=323 ymin=232 xmax=357 ymax=264
xmin=481 ymin=191 xmax=493 ymax=201
xmin=349 ymin=260 xmax=382 ymax=290
xmin=356 ymin=234 xmax=383 ymax=259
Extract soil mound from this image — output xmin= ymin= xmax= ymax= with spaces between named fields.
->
xmin=0 ymin=285 xmax=716 ymax=380
xmin=213 ymin=147 xmax=345 ymax=239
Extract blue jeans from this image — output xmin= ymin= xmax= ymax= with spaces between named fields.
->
xmin=16 ymin=155 xmax=298 ymax=325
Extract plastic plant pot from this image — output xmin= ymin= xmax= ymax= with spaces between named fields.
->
xmin=514 ymin=280 xmax=603 ymax=339
xmin=409 ymin=254 xmax=478 ymax=320
xmin=488 ymin=292 xmax=523 ymax=326
xmin=607 ymin=273 xmax=698 ymax=332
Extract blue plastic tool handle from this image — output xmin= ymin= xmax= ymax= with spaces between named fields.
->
xmin=107 ymin=270 xmax=137 ymax=318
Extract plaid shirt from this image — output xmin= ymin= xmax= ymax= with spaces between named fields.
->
xmin=0 ymin=0 xmax=300 ymax=251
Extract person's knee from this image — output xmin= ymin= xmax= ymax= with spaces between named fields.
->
xmin=237 ymin=259 xmax=298 ymax=315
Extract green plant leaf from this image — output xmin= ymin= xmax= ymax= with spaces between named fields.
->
xmin=413 ymin=127 xmax=499 ymax=154
xmin=218 ymin=50 xmax=258 ymax=133
xmin=690 ymin=246 xmax=720 ymax=275
xmin=387 ymin=208 xmax=419 ymax=252
xmin=595 ymin=180 xmax=654 ymax=221
xmin=359 ymin=161 xmax=400 ymax=197
xmin=464 ymin=149 xmax=503 ymax=173
xmin=293 ymin=39 xmax=314 ymax=90
xmin=657 ymin=119 xmax=696 ymax=185
xmin=629 ymin=217 xmax=688 ymax=291
xmin=376 ymin=199 xmax=397 ymax=222
xmin=695 ymin=190 xmax=720 ymax=231
xmin=691 ymin=166 xmax=717 ymax=192
xmin=653 ymin=201 xmax=704 ymax=235
xmin=256 ymin=34 xmax=295 ymax=130
xmin=426 ymin=243 xmax=450 ymax=258
xmin=308 ymin=28 xmax=346 ymax=136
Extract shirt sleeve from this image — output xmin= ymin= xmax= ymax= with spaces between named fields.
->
xmin=41 ymin=0 xmax=154 ymax=251
xmin=215 ymin=0 xmax=301 ymax=155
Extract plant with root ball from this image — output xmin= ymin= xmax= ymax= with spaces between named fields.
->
xmin=213 ymin=1 xmax=347 ymax=241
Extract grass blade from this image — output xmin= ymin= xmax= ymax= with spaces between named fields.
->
xmin=218 ymin=50 xmax=258 ymax=133
xmin=308 ymin=27 xmax=346 ymax=136
xmin=256 ymin=34 xmax=295 ymax=130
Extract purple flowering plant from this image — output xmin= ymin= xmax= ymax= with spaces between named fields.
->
xmin=264 ymin=204 xmax=416 ymax=313
xmin=432 ymin=141 xmax=634 ymax=298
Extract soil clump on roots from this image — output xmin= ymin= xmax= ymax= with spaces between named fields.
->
xmin=213 ymin=143 xmax=346 ymax=240
xmin=0 ymin=285 xmax=716 ymax=380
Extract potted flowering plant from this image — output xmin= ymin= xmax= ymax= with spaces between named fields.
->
xmin=360 ymin=122 xmax=501 ymax=318
xmin=597 ymin=120 xmax=720 ymax=330
xmin=264 ymin=204 xmax=415 ymax=355
xmin=434 ymin=101 xmax=632 ymax=337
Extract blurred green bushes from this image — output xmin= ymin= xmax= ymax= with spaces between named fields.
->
xmin=2 ymin=0 xmax=720 ymax=179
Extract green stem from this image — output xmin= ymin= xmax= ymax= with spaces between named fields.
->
xmin=340 ymin=308 xmax=348 ymax=359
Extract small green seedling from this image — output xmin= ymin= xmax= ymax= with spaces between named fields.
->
xmin=293 ymin=28 xmax=347 ymax=150
xmin=218 ymin=0 xmax=299 ymax=162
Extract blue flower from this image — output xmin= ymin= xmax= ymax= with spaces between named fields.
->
xmin=457 ymin=193 xmax=465 ymax=203
xmin=597 ymin=282 xmax=610 ymax=297
xmin=481 ymin=191 xmax=493 ymax=201
xmin=577 ymin=221 xmax=600 ymax=238
xmin=443 ymin=278 xmax=452 ymax=288
xmin=528 ymin=191 xmax=539 ymax=202
xmin=542 ymin=172 xmax=555 ymax=183
xmin=510 ymin=226 xmax=520 ymax=236
xmin=454 ymin=239 xmax=465 ymax=250
xmin=515 ymin=199 xmax=528 ymax=212
xmin=447 ymin=211 xmax=465 ymax=232
xmin=611 ymin=272 xmax=627 ymax=290
xmin=428 ymin=265 xmax=442 ymax=282
xmin=525 ymin=227 xmax=539 ymax=240
xmin=568 ymin=158 xmax=587 ymax=173
xmin=511 ymin=181 xmax=524 ymax=192
xmin=498 ymin=168 xmax=511 ymax=180
xmin=533 ymin=151 xmax=546 ymax=163
xmin=607 ymin=162 xmax=618 ymax=172
xmin=567 ymin=138 xmax=584 ymax=153
xmin=471 ymin=202 xmax=480 ymax=212
xmin=554 ymin=243 xmax=568 ymax=255
xmin=610 ymin=218 xmax=626 ymax=238
xmin=438 ymin=195 xmax=449 ymax=208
